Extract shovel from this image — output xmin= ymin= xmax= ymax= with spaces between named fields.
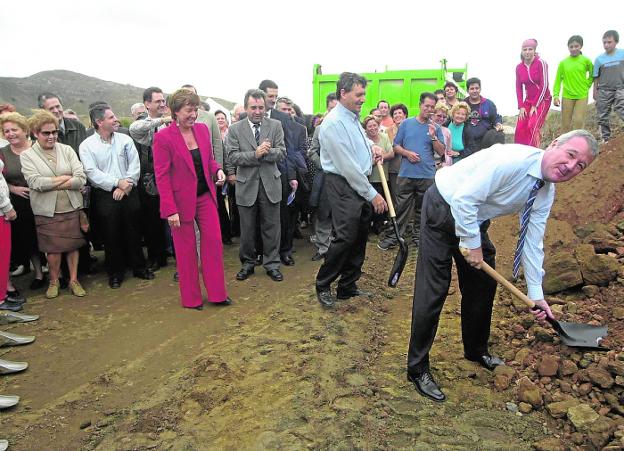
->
xmin=376 ymin=162 xmax=408 ymax=287
xmin=460 ymin=249 xmax=608 ymax=349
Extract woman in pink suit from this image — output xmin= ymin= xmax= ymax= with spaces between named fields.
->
xmin=153 ymin=89 xmax=231 ymax=309
xmin=515 ymin=38 xmax=552 ymax=147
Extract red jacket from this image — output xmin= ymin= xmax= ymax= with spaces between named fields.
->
xmin=516 ymin=56 xmax=551 ymax=110
xmin=153 ymin=122 xmax=220 ymax=221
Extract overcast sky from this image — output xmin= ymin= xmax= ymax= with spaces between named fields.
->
xmin=2 ymin=0 xmax=622 ymax=116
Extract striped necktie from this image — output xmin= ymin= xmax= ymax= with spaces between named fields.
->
xmin=512 ymin=179 xmax=545 ymax=279
xmin=253 ymin=124 xmax=260 ymax=145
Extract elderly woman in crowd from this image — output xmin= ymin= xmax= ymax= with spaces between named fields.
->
xmin=153 ymin=89 xmax=231 ymax=310
xmin=446 ymin=102 xmax=476 ymax=164
xmin=431 ymin=103 xmax=452 ymax=168
xmin=0 ymin=113 xmax=46 ymax=290
xmin=515 ymin=38 xmax=552 ymax=147
xmin=20 ymin=110 xmax=87 ymax=299
xmin=214 ymin=110 xmax=229 ymax=140
xmin=363 ymin=114 xmax=394 ymax=235
xmin=0 ymin=158 xmax=21 ymax=311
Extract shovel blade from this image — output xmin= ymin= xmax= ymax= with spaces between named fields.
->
xmin=388 ymin=217 xmax=409 ymax=287
xmin=555 ymin=320 xmax=608 ymax=349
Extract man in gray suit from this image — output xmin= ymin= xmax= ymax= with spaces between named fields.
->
xmin=226 ymin=89 xmax=286 ymax=282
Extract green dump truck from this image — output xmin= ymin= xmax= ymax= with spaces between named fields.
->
xmin=312 ymin=60 xmax=468 ymax=116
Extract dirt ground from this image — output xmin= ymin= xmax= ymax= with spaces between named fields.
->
xmin=1 ymin=232 xmax=551 ymax=451
xmin=1 ymin=138 xmax=623 ymax=450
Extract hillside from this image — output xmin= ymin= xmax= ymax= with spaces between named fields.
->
xmin=0 ymin=70 xmax=235 ymax=117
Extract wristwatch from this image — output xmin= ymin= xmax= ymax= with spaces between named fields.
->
xmin=430 ymin=135 xmax=438 ymax=142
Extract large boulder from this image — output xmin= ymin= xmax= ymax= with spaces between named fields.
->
xmin=575 ymin=244 xmax=619 ymax=286
xmin=546 ymin=399 xmax=580 ymax=419
xmin=543 ymin=252 xmax=584 ymax=294
xmin=516 ymin=376 xmax=543 ymax=407
xmin=567 ymin=404 xmax=599 ymax=431
xmin=587 ymin=366 xmax=615 ymax=388
xmin=537 ymin=355 xmax=559 ymax=377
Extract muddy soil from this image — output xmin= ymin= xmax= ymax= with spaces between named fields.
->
xmin=1 ymin=237 xmax=549 ymax=450
xmin=3 ymin=137 xmax=624 ymax=450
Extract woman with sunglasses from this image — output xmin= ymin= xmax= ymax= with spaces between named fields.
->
xmin=20 ymin=110 xmax=87 ymax=299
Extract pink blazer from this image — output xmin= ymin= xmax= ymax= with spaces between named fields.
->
xmin=153 ymin=122 xmax=220 ymax=222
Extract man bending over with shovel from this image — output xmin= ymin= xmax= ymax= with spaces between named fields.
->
xmin=407 ymin=129 xmax=599 ymax=402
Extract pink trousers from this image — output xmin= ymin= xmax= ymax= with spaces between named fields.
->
xmin=514 ymin=99 xmax=551 ymax=147
xmin=0 ymin=219 xmax=10 ymax=298
xmin=171 ymin=193 xmax=227 ymax=308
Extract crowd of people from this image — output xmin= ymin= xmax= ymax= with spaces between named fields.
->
xmin=0 ymin=31 xmax=621 ymax=406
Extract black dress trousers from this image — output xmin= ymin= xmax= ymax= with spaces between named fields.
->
xmin=407 ymin=184 xmax=497 ymax=374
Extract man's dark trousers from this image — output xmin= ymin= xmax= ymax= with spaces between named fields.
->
xmin=316 ymin=173 xmax=371 ymax=292
xmin=138 ymin=185 xmax=167 ymax=265
xmin=93 ymin=188 xmax=147 ymax=278
xmin=407 ymin=184 xmax=497 ymax=375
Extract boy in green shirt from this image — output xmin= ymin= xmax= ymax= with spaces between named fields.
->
xmin=553 ymin=35 xmax=594 ymax=133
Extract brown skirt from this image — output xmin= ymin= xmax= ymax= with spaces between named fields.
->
xmin=35 ymin=211 xmax=85 ymax=254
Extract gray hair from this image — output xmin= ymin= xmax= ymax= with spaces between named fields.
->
xmin=276 ymin=96 xmax=293 ymax=107
xmin=130 ymin=103 xmax=144 ymax=116
xmin=556 ymin=129 xmax=599 ymax=157
xmin=336 ymin=72 xmax=367 ymax=100
xmin=244 ymin=89 xmax=266 ymax=108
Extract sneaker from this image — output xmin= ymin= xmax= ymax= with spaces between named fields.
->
xmin=9 ymin=265 xmax=25 ymax=277
xmin=377 ymin=238 xmax=397 ymax=251
xmin=69 ymin=281 xmax=86 ymax=297
xmin=46 ymin=281 xmax=60 ymax=299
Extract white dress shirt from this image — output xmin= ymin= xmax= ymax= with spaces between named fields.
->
xmin=436 ymin=143 xmax=556 ymax=300
xmin=79 ymin=131 xmax=141 ymax=191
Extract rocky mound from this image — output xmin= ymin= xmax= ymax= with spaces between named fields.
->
xmin=487 ymin=134 xmax=624 ymax=449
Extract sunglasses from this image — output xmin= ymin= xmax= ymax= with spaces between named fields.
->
xmin=40 ymin=130 xmax=59 ymax=136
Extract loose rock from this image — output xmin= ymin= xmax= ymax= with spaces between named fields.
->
xmin=546 ymin=399 xmax=580 ymax=419
xmin=538 ymin=355 xmax=559 ymax=377
xmin=567 ymin=404 xmax=599 ymax=431
xmin=517 ymin=376 xmax=543 ymax=407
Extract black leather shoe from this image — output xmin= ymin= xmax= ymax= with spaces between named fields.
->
xmin=316 ymin=289 xmax=335 ymax=308
xmin=311 ymin=252 xmax=324 ymax=261
xmin=213 ymin=297 xmax=232 ymax=306
xmin=146 ymin=261 xmax=160 ymax=272
xmin=222 ymin=238 xmax=233 ymax=245
xmin=466 ymin=354 xmax=505 ymax=371
xmin=133 ymin=269 xmax=155 ymax=280
xmin=173 ymin=272 xmax=179 ymax=282
xmin=109 ymin=277 xmax=122 ymax=289
xmin=266 ymin=269 xmax=283 ymax=282
xmin=281 ymin=255 xmax=295 ymax=266
xmin=29 ymin=277 xmax=47 ymax=290
xmin=236 ymin=267 xmax=254 ymax=281
xmin=336 ymin=288 xmax=372 ymax=300
xmin=407 ymin=371 xmax=446 ymax=402
xmin=255 ymin=255 xmax=263 ymax=266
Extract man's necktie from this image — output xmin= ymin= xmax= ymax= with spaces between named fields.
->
xmin=253 ymin=124 xmax=260 ymax=145
xmin=512 ymin=179 xmax=545 ymax=279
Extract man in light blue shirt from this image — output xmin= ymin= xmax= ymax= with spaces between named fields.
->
xmin=406 ymin=130 xmax=599 ymax=402
xmin=315 ymin=72 xmax=386 ymax=308
xmin=80 ymin=104 xmax=154 ymax=289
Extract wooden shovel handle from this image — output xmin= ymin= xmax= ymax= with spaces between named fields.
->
xmin=459 ymin=248 xmax=536 ymax=309
xmin=376 ymin=162 xmax=396 ymax=218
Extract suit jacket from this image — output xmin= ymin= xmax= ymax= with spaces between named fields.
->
xmin=238 ymin=108 xmax=296 ymax=180
xmin=152 ymin=122 xmax=220 ymax=222
xmin=196 ymin=110 xmax=225 ymax=166
xmin=58 ymin=117 xmax=87 ymax=154
xmin=226 ymin=118 xmax=285 ymax=207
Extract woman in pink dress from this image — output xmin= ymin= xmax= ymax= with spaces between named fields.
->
xmin=515 ymin=38 xmax=552 ymax=147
